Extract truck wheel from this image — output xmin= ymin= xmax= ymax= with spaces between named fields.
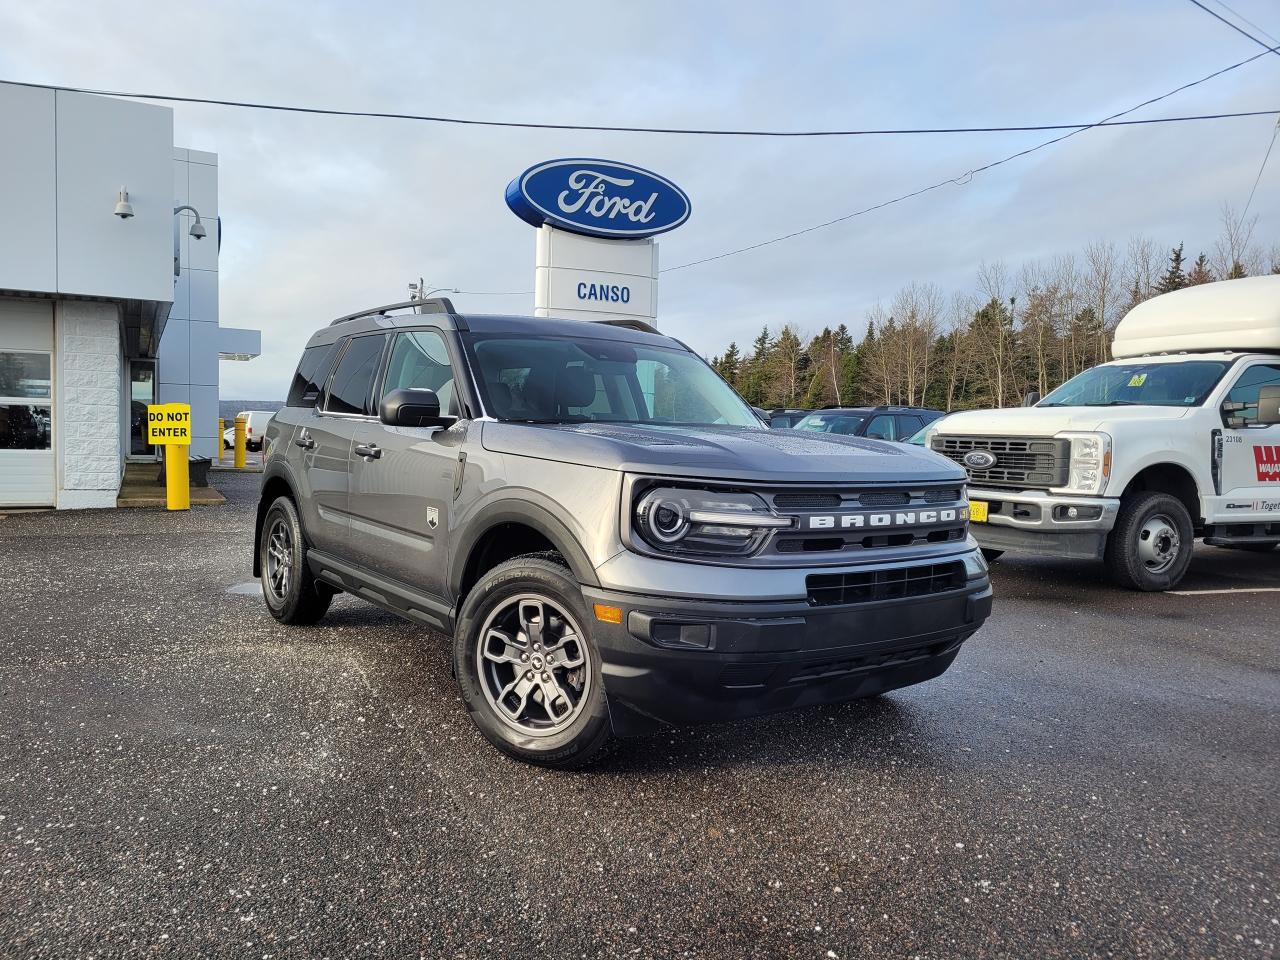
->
xmin=259 ymin=496 xmax=333 ymax=624
xmin=454 ymin=554 xmax=612 ymax=769
xmin=1104 ymin=492 xmax=1194 ymax=591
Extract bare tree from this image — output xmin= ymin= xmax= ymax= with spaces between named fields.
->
xmin=1213 ymin=203 xmax=1260 ymax=279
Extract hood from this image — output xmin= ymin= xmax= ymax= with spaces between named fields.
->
xmin=482 ymin=422 xmax=965 ymax=484
xmin=936 ymin=405 xmax=1193 ymax=436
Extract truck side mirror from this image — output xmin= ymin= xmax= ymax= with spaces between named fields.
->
xmin=1022 ymin=391 xmax=1041 ymax=407
xmin=1259 ymin=386 xmax=1280 ymax=426
xmin=379 ymin=388 xmax=455 ymax=428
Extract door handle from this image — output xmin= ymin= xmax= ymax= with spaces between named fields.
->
xmin=295 ymin=430 xmax=315 ymax=450
xmin=355 ymin=442 xmax=382 ymax=461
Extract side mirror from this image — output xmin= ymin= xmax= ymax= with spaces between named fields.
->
xmin=1259 ymin=386 xmax=1280 ymax=426
xmin=379 ymin=388 xmax=455 ymax=428
xmin=1022 ymin=391 xmax=1041 ymax=407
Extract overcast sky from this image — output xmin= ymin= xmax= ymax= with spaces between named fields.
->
xmin=3 ymin=1 xmax=1278 ymax=398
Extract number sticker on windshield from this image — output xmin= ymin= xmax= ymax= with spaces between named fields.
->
xmin=1128 ymin=373 xmax=1147 ymax=387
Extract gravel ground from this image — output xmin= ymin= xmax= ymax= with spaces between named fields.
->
xmin=0 ymin=471 xmax=1276 ymax=959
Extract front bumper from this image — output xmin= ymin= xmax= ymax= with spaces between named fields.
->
xmin=967 ymin=487 xmax=1120 ymax=560
xmin=583 ymin=560 xmax=992 ymax=736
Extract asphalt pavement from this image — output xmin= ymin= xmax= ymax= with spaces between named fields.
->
xmin=0 ymin=472 xmax=1276 ymax=959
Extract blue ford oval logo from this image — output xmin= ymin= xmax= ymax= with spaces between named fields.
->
xmin=963 ymin=450 xmax=998 ymax=470
xmin=505 ymin=159 xmax=691 ymax=239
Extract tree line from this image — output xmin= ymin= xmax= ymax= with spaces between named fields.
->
xmin=709 ymin=207 xmax=1280 ymax=412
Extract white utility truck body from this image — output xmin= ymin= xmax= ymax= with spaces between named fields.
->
xmin=927 ymin=275 xmax=1280 ymax=590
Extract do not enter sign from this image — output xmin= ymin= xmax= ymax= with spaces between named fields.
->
xmin=147 ymin=403 xmax=192 ymax=445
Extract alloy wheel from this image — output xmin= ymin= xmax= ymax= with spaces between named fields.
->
xmin=264 ymin=516 xmax=293 ymax=601
xmin=476 ymin=593 xmax=591 ymax=736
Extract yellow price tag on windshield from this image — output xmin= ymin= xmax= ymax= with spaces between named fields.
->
xmin=1128 ymin=373 xmax=1147 ymax=387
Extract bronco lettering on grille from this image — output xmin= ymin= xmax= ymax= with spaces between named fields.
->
xmin=803 ymin=508 xmax=965 ymax=530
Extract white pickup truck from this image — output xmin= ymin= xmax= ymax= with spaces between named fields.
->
xmin=927 ymin=275 xmax=1280 ymax=591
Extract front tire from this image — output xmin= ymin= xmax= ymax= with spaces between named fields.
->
xmin=1104 ymin=492 xmax=1194 ymax=591
xmin=259 ymin=496 xmax=333 ymax=624
xmin=454 ymin=554 xmax=612 ymax=769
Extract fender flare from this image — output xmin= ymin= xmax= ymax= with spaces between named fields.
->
xmin=449 ymin=498 xmax=600 ymax=597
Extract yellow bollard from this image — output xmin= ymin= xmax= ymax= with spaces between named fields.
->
xmin=234 ymin=414 xmax=247 ymax=469
xmin=217 ymin=418 xmax=224 ymax=462
xmin=164 ymin=443 xmax=190 ymax=511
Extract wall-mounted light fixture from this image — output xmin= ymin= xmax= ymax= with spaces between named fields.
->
xmin=173 ymin=204 xmax=208 ymax=240
xmin=113 ymin=186 xmax=134 ymax=219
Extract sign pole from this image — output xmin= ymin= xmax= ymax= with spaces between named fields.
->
xmin=164 ymin=442 xmax=190 ymax=511
xmin=146 ymin=402 xmax=193 ymax=511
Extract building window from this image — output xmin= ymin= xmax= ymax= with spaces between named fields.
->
xmin=128 ymin=360 xmax=156 ymax=456
xmin=0 ymin=351 xmax=52 ymax=450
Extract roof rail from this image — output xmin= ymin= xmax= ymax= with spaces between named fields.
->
xmin=329 ymin=297 xmax=457 ymax=326
xmin=594 ymin=317 xmax=660 ymax=335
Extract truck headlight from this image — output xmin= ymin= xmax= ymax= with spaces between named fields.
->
xmin=634 ymin=486 xmax=791 ymax=557
xmin=1058 ymin=432 xmax=1112 ymax=495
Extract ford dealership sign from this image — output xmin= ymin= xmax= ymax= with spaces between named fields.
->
xmin=506 ymin=159 xmax=691 ymax=239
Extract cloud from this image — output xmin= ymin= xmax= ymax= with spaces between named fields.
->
xmin=1 ymin=0 xmax=1276 ymax=395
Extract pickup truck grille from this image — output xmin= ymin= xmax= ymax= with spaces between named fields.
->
xmin=930 ymin=435 xmax=1069 ymax=489
xmin=806 ymin=561 xmax=966 ymax=606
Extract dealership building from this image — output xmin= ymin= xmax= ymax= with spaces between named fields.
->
xmin=0 ymin=81 xmax=259 ymax=508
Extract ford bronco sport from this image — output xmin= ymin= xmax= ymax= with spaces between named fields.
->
xmin=255 ymin=298 xmax=992 ymax=767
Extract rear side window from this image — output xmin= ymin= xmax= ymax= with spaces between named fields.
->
xmin=323 ymin=335 xmax=387 ymax=415
xmin=287 ymin=343 xmax=339 ymax=407
xmin=864 ymin=414 xmax=896 ymax=440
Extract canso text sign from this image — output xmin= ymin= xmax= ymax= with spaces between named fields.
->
xmin=147 ymin=403 xmax=192 ymax=444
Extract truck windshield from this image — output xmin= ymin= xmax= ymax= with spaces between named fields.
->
xmin=466 ymin=333 xmax=762 ymax=428
xmin=1038 ymin=360 xmax=1230 ymax=408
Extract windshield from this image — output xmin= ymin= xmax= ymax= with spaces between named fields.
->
xmin=466 ymin=333 xmax=761 ymax=428
xmin=1038 ymin=360 xmax=1230 ymax=408
xmin=794 ymin=412 xmax=868 ymax=434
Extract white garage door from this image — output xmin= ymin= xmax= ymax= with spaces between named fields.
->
xmin=0 ymin=300 xmax=55 ymax=507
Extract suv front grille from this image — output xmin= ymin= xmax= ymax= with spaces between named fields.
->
xmin=931 ymin=436 xmax=1069 ymax=489
xmin=763 ymin=483 xmax=968 ymax=559
xmin=806 ymin=561 xmax=966 ymax=606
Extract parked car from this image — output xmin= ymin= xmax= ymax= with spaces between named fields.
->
xmin=254 ymin=298 xmax=991 ymax=768
xmin=766 ymin=408 xmax=810 ymax=429
xmin=927 ymin=275 xmax=1280 ymax=591
xmin=224 ymin=411 xmax=274 ymax=451
xmin=793 ymin=405 xmax=945 ymax=442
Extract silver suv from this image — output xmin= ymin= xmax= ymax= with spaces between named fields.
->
xmin=255 ymin=298 xmax=992 ymax=767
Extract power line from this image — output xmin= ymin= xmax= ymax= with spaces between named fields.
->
xmin=1241 ymin=117 xmax=1280 ymax=219
xmin=1210 ymin=0 xmax=1280 ymax=45
xmin=663 ymin=45 xmax=1280 ymax=272
xmin=1 ymin=77 xmax=1275 ymax=138
xmin=1186 ymin=0 xmax=1280 ymax=55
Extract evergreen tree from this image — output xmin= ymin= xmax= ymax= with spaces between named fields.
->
xmin=718 ymin=341 xmax=741 ymax=384
xmin=1155 ymin=243 xmax=1188 ymax=294
xmin=1187 ymin=252 xmax=1213 ymax=285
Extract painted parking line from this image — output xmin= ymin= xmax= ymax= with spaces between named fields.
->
xmin=1169 ymin=587 xmax=1280 ymax=596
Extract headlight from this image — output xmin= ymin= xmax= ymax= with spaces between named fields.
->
xmin=633 ymin=486 xmax=791 ymax=557
xmin=1058 ymin=432 xmax=1112 ymax=495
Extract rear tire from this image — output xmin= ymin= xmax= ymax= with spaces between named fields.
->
xmin=259 ymin=496 xmax=333 ymax=624
xmin=1104 ymin=492 xmax=1194 ymax=592
xmin=454 ymin=554 xmax=612 ymax=769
